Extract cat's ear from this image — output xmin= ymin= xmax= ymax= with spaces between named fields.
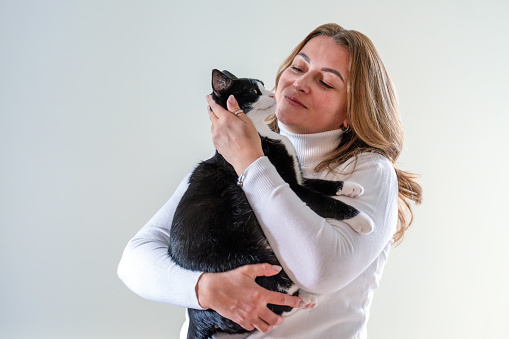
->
xmin=222 ymin=70 xmax=238 ymax=80
xmin=212 ymin=69 xmax=235 ymax=96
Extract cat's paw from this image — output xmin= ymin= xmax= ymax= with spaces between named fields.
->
xmin=283 ymin=291 xmax=318 ymax=317
xmin=298 ymin=291 xmax=318 ymax=310
xmin=337 ymin=181 xmax=364 ymax=198
xmin=344 ymin=211 xmax=374 ymax=234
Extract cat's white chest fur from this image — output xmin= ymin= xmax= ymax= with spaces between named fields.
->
xmin=248 ymin=84 xmax=303 ymax=185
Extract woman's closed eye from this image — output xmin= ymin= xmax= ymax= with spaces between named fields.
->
xmin=291 ymin=64 xmax=335 ymax=89
xmin=320 ymin=80 xmax=334 ymax=89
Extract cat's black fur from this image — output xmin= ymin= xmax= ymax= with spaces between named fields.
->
xmin=168 ymin=70 xmax=367 ymax=339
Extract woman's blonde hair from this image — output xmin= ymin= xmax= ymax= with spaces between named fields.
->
xmin=268 ymin=23 xmax=422 ymax=245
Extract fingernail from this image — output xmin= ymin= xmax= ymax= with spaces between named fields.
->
xmin=272 ymin=265 xmax=282 ymax=272
xmin=228 ymin=95 xmax=237 ymax=105
xmin=298 ymin=301 xmax=305 ymax=308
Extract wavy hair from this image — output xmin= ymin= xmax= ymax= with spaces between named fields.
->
xmin=267 ymin=23 xmax=422 ymax=245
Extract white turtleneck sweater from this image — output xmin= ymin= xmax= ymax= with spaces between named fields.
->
xmin=118 ymin=126 xmax=399 ymax=339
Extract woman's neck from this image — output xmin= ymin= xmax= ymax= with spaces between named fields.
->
xmin=278 ymin=122 xmax=343 ymax=171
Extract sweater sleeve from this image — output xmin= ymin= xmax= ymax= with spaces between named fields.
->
xmin=117 ymin=173 xmax=204 ymax=310
xmin=240 ymin=153 xmax=399 ymax=294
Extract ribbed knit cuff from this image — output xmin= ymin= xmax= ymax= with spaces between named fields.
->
xmin=172 ymin=269 xmax=205 ymax=310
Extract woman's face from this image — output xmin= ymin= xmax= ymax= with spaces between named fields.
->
xmin=276 ymin=36 xmax=349 ymax=134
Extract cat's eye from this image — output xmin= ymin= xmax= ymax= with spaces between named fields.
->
xmin=250 ymin=89 xmax=260 ymax=95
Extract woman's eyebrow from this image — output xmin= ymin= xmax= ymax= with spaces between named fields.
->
xmin=297 ymin=52 xmax=345 ymax=83
xmin=297 ymin=52 xmax=311 ymax=63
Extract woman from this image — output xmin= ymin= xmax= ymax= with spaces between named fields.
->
xmin=118 ymin=23 xmax=422 ymax=338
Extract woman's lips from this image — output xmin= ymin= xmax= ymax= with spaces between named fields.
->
xmin=285 ymin=95 xmax=307 ymax=108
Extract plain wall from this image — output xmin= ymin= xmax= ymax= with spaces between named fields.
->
xmin=1 ymin=0 xmax=508 ymax=338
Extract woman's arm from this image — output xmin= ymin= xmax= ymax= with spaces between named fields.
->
xmin=241 ymin=154 xmax=399 ymax=294
xmin=117 ymin=173 xmax=205 ymax=309
xmin=117 ymin=168 xmax=303 ymax=333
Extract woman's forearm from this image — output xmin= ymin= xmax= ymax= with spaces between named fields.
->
xmin=240 ymin=155 xmax=398 ymax=293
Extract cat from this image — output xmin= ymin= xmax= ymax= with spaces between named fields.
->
xmin=168 ymin=69 xmax=374 ymax=339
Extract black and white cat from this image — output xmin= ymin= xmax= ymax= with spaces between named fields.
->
xmin=168 ymin=69 xmax=373 ymax=339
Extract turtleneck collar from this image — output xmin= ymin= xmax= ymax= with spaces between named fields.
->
xmin=278 ymin=121 xmax=344 ymax=171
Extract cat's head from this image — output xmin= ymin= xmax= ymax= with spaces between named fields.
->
xmin=211 ymin=69 xmax=276 ymax=116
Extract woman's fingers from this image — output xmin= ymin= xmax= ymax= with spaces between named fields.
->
xmin=256 ymin=308 xmax=284 ymax=332
xmin=242 ymin=263 xmax=284 ymax=279
xmin=226 ymin=94 xmax=243 ymax=115
xmin=251 ymin=317 xmax=275 ymax=333
xmin=207 ymin=94 xmax=246 ymax=119
xmin=234 ymin=293 xmax=284 ymax=333
xmin=206 ymin=95 xmax=231 ymax=118
xmin=241 ymin=263 xmax=303 ymax=309
xmin=196 ymin=263 xmax=304 ymax=333
xmin=207 ymin=104 xmax=217 ymax=118
xmin=206 ymin=94 xmax=248 ymax=125
xmin=265 ymin=289 xmax=303 ymax=309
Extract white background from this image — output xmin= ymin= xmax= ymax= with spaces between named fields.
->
xmin=1 ymin=0 xmax=508 ymax=338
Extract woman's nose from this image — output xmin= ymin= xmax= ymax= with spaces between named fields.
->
xmin=292 ymin=75 xmax=310 ymax=93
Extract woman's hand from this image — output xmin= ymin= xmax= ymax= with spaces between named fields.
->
xmin=196 ymin=263 xmax=303 ymax=333
xmin=207 ymin=95 xmax=264 ymax=176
